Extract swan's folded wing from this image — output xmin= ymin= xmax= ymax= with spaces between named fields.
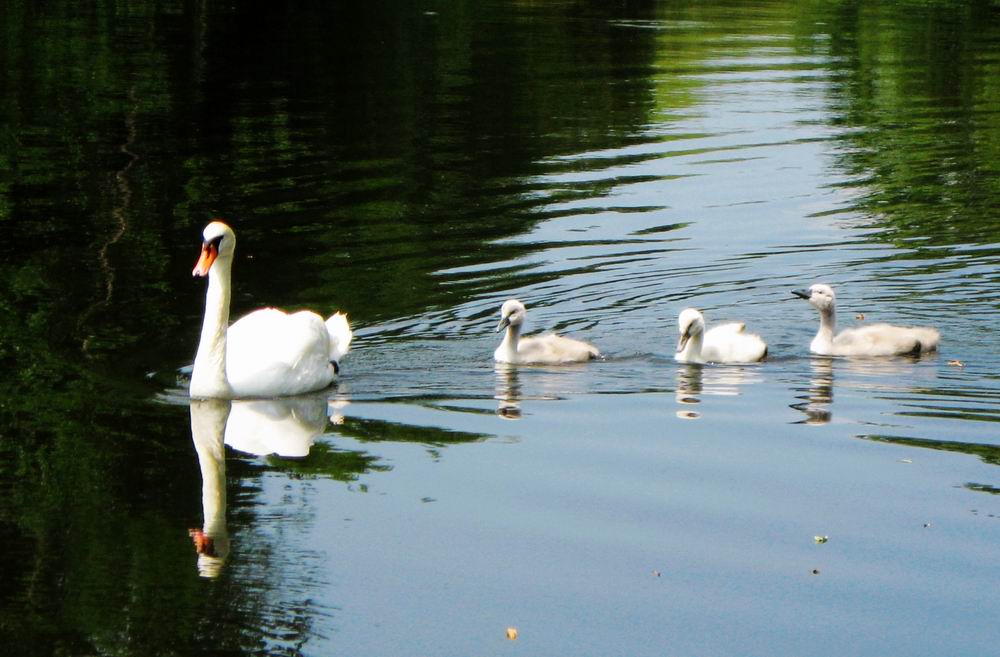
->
xmin=703 ymin=328 xmax=767 ymax=363
xmin=837 ymin=324 xmax=920 ymax=356
xmin=226 ymin=309 xmax=335 ymax=395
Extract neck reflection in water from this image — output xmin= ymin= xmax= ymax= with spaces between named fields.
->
xmin=789 ymin=357 xmax=834 ymax=425
xmin=494 ymin=364 xmax=523 ymax=419
xmin=188 ymin=395 xmax=334 ymax=578
xmin=674 ymin=364 xmax=762 ymax=420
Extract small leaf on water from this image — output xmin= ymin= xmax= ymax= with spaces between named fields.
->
xmin=855 ymin=313 xmax=865 ymax=320
xmin=948 ymin=360 xmax=964 ymax=367
xmin=652 ymin=570 xmax=661 ymax=577
xmin=814 ymin=535 xmax=829 ymax=544
xmin=506 ymin=627 xmax=518 ymax=641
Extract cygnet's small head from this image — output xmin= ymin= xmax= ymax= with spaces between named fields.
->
xmin=496 ymin=299 xmax=527 ymax=333
xmin=792 ymin=283 xmax=836 ymax=312
xmin=193 ymin=221 xmax=236 ymax=277
xmin=676 ymin=308 xmax=705 ymax=352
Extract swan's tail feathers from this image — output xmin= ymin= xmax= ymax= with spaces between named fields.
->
xmin=913 ymin=327 xmax=941 ymax=352
xmin=325 ymin=312 xmax=353 ymax=364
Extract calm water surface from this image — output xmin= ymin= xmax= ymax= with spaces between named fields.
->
xmin=2 ymin=1 xmax=999 ymax=656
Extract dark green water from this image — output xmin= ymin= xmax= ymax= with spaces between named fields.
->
xmin=2 ymin=1 xmax=1000 ymax=656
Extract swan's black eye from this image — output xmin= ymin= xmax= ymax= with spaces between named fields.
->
xmin=203 ymin=235 xmax=223 ymax=250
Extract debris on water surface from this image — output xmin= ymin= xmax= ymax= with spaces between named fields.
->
xmin=855 ymin=313 xmax=865 ymax=320
xmin=506 ymin=627 xmax=518 ymax=641
xmin=924 ymin=522 xmax=932 ymax=528
xmin=899 ymin=458 xmax=913 ymax=464
xmin=811 ymin=569 xmax=821 ymax=575
xmin=814 ymin=535 xmax=829 ymax=544
xmin=948 ymin=360 xmax=965 ymax=367
xmin=652 ymin=569 xmax=661 ymax=577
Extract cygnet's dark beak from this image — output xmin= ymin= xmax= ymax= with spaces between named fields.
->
xmin=791 ymin=289 xmax=811 ymax=300
xmin=676 ymin=328 xmax=691 ymax=353
xmin=496 ymin=316 xmax=510 ymax=333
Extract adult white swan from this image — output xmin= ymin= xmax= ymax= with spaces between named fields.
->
xmin=674 ymin=308 xmax=768 ymax=364
xmin=190 ymin=221 xmax=352 ymax=399
xmin=792 ymin=283 xmax=940 ymax=356
xmin=494 ymin=299 xmax=600 ymax=364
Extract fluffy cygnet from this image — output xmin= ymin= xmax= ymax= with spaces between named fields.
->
xmin=792 ymin=283 xmax=940 ymax=356
xmin=674 ymin=308 xmax=768 ymax=364
xmin=493 ymin=299 xmax=600 ymax=364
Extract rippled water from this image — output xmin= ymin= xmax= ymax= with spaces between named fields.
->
xmin=2 ymin=2 xmax=1000 ymax=656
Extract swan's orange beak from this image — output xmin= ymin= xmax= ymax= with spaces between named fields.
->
xmin=193 ymin=242 xmax=218 ymax=277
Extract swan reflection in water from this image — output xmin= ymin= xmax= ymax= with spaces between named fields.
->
xmin=674 ymin=364 xmax=763 ymax=420
xmin=188 ymin=395 xmax=338 ymax=577
xmin=494 ymin=364 xmax=523 ymax=419
xmin=789 ymin=357 xmax=834 ymax=425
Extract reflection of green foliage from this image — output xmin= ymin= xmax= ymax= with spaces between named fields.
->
xmin=808 ymin=0 xmax=1000 ymax=249
xmin=262 ymin=439 xmax=389 ymax=480
xmin=860 ymin=433 xmax=1000 ymax=467
xmin=336 ymin=416 xmax=491 ymax=447
xmin=0 ymin=3 xmax=664 ymax=652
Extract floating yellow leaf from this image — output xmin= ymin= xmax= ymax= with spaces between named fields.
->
xmin=855 ymin=313 xmax=865 ymax=320
xmin=506 ymin=627 xmax=518 ymax=641
xmin=814 ymin=535 xmax=829 ymax=544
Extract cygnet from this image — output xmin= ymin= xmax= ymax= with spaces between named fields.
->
xmin=675 ymin=308 xmax=768 ymax=364
xmin=494 ymin=299 xmax=600 ymax=364
xmin=792 ymin=283 xmax=940 ymax=356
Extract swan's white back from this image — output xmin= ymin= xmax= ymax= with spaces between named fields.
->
xmin=824 ymin=323 xmax=939 ymax=356
xmin=793 ymin=283 xmax=940 ymax=357
xmin=493 ymin=299 xmax=599 ymax=364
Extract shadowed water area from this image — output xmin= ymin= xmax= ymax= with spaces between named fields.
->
xmin=2 ymin=1 xmax=1000 ymax=656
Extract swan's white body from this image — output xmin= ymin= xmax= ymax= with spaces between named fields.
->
xmin=493 ymin=299 xmax=599 ymax=364
xmin=190 ymin=221 xmax=352 ymax=399
xmin=793 ymin=284 xmax=940 ymax=357
xmin=674 ymin=308 xmax=768 ymax=364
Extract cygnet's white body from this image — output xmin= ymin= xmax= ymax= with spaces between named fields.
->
xmin=190 ymin=221 xmax=352 ymax=399
xmin=674 ymin=308 xmax=768 ymax=364
xmin=493 ymin=299 xmax=599 ymax=364
xmin=793 ymin=284 xmax=940 ymax=357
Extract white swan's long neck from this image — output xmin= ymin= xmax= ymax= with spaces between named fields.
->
xmin=678 ymin=330 xmax=705 ymax=364
xmin=192 ymin=260 xmax=233 ymax=398
xmin=812 ymin=305 xmax=836 ymax=352
xmin=500 ymin=323 xmax=522 ymax=358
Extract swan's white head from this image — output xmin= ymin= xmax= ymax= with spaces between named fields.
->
xmin=676 ymin=308 xmax=706 ymax=352
xmin=496 ymin=299 xmax=527 ymax=332
xmin=193 ymin=221 xmax=236 ymax=277
xmin=792 ymin=283 xmax=836 ymax=312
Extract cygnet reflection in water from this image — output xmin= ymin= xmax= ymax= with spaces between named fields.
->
xmin=674 ymin=363 xmax=764 ymax=420
xmin=789 ymin=357 xmax=834 ymax=425
xmin=494 ymin=299 xmax=600 ymax=364
xmin=494 ymin=364 xmax=523 ymax=419
xmin=792 ymin=284 xmax=940 ymax=357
